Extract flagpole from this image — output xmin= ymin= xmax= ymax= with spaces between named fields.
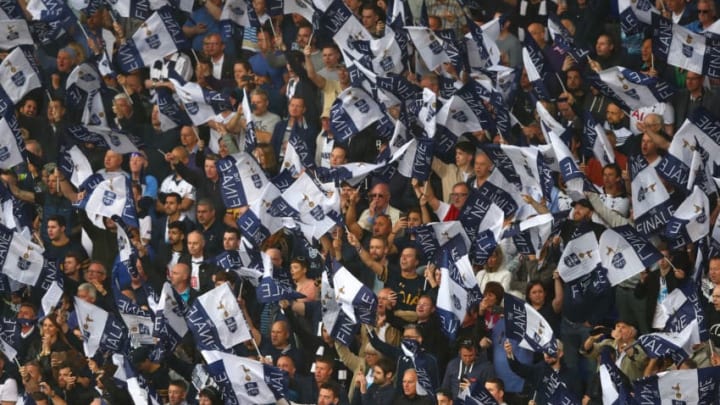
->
xmin=556 ymin=73 xmax=567 ymax=94
xmin=250 ymin=336 xmax=264 ymax=359
xmin=664 ymin=257 xmax=677 ymax=270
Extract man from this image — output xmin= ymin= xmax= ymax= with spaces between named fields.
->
xmin=418 ymin=181 xmax=470 ymax=222
xmin=270 ymin=96 xmax=317 ymax=160
xmin=83 ymin=261 xmax=113 ymax=310
xmin=53 ymin=365 xmax=97 ymax=405
xmin=186 ymin=231 xmax=219 ymax=293
xmin=98 ymin=149 xmax=128 ymax=179
xmin=360 ymin=4 xmax=384 ymax=37
xmin=240 ymin=88 xmax=281 ymax=145
xmin=504 ymin=340 xmax=579 ymax=405
xmin=277 ymin=355 xmax=314 ymax=403
xmin=663 ymin=0 xmax=697 ymax=26
xmin=467 ymin=152 xmax=494 ymax=189
xmin=178 ymin=126 xmax=201 ymax=171
xmin=311 ymin=357 xmax=349 ymax=405
xmin=387 ymin=248 xmax=426 ymax=311
xmin=441 ymin=338 xmax=495 ymax=399
xmin=169 ymin=262 xmax=196 ymax=304
xmin=43 ymin=215 xmax=84 ymax=263
xmin=202 ymin=33 xmax=233 ymax=81
xmin=61 ymin=252 xmax=84 ymax=297
xmin=317 ymin=381 xmax=343 ymax=405
xmin=317 ymin=44 xmax=342 ymax=80
xmin=151 ymin=193 xmax=195 ymax=254
xmin=356 ymin=357 xmax=395 ymax=404
xmin=603 ymin=102 xmax=632 ymax=147
xmin=707 ymin=285 xmax=720 ymax=365
xmin=112 ymin=93 xmax=137 ymax=131
xmin=351 ymin=183 xmax=402 ymax=236
xmin=49 ymin=47 xmax=77 ymax=100
xmin=582 ymin=319 xmax=648 ymax=381
xmin=673 ymin=71 xmax=719 ymax=124
xmin=485 ymin=378 xmax=507 ymax=405
xmin=156 ymin=221 xmax=189 ymax=275
xmin=436 ymin=388 xmax=453 ymax=405
xmin=432 ymin=141 xmax=475 ymax=202
xmin=167 ymin=380 xmax=189 ymax=405
xmin=593 ymin=34 xmax=621 ymax=69
xmin=248 ymin=30 xmax=286 ymax=91
xmin=395 ymin=369 xmax=434 ymax=404
xmin=17 ymin=303 xmax=40 ymax=364
xmin=194 ymin=200 xmax=224 ymax=258
xmin=160 ymin=147 xmax=198 ymax=217
xmin=255 ymin=320 xmax=304 ymax=372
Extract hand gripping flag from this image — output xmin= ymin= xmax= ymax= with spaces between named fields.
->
xmin=504 ymin=293 xmax=558 ymax=355
xmin=116 ymin=7 xmax=189 ymax=73
xmin=202 ymin=350 xmax=288 ymax=404
xmin=0 ymin=46 xmax=41 ymax=117
xmin=599 ymin=225 xmax=662 ymax=286
xmin=73 ymin=297 xmax=129 ymax=357
xmin=436 ymin=246 xmax=482 ymax=340
xmin=186 ymin=283 xmax=252 ymax=350
xmin=216 ymin=152 xmax=269 ymax=209
xmin=329 ymin=87 xmax=383 ymax=144
xmin=0 ymin=223 xmax=44 ymax=286
xmin=0 ymin=112 xmax=25 ymax=170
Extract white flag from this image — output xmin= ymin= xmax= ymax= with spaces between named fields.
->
xmin=558 ymin=232 xmax=601 ymax=282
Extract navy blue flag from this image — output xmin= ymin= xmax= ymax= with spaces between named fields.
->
xmin=74 ymin=297 xmax=130 ymax=357
xmin=203 ymin=350 xmax=289 ymax=404
xmin=186 ymin=283 xmax=252 ymax=351
xmin=504 ymin=293 xmax=558 ymax=356
xmin=216 ymin=152 xmax=269 ymax=209
xmin=155 ymin=87 xmax=192 ymax=129
xmin=257 ymin=252 xmax=305 ymax=303
xmin=436 ymin=246 xmax=482 ymax=340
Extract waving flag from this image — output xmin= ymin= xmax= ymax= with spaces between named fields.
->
xmin=217 ymin=152 xmax=269 ymax=209
xmin=456 ymin=195 xmax=504 ymax=264
xmin=112 ymin=354 xmax=161 ymax=405
xmin=665 ymin=186 xmax=710 ymax=247
xmin=547 ymin=13 xmax=589 ymax=63
xmin=465 ymin=17 xmax=501 ymax=71
xmin=329 ymin=258 xmax=377 ymax=325
xmin=74 ymin=297 xmax=129 ymax=357
xmin=320 ymin=270 xmax=359 ymax=346
xmin=637 ymin=320 xmax=697 ymax=364
xmin=436 ymin=247 xmax=482 ymax=340
xmin=618 ymin=0 xmax=658 ymax=35
xmin=321 ymin=0 xmax=372 ymax=55
xmin=670 ymin=108 xmax=720 ymax=172
xmin=590 ymin=66 xmax=674 ymax=111
xmin=116 ymin=7 xmax=189 ymax=73
xmin=169 ymin=72 xmax=231 ymax=125
xmin=0 ymin=46 xmax=41 ymax=116
xmin=0 ymin=112 xmax=25 ymax=170
xmin=329 ymin=87 xmax=383 ymax=144
xmin=504 ymin=293 xmax=558 ymax=355
xmin=522 ymin=44 xmax=550 ymax=101
xmin=632 ymin=164 xmax=674 ymax=236
xmin=25 ymin=0 xmax=76 ymax=28
xmin=406 ymin=26 xmax=452 ymax=70
xmin=655 ymin=282 xmax=708 ymax=342
xmin=149 ymin=283 xmax=188 ymax=360
xmin=280 ymin=122 xmax=316 ymax=176
xmin=632 ymin=366 xmax=720 ymax=404
xmin=107 ymin=0 xmax=150 ymax=20
xmin=582 ymin=111 xmax=615 ymax=167
xmin=401 ymin=339 xmax=435 ymax=395
xmin=0 ymin=19 xmax=32 ymax=49
xmin=503 ymin=213 xmax=554 ymax=257
xmin=599 ymin=348 xmax=632 ymax=405
xmin=558 ymin=232 xmax=602 ymax=282
xmin=599 ymin=225 xmax=662 ymax=286
xmin=57 ymin=145 xmax=93 ymax=188
xmin=65 ymin=63 xmax=101 ymax=111
xmin=237 ymin=183 xmax=283 ymax=248
xmin=652 ymin=14 xmax=707 ymax=75
xmin=457 ymin=384 xmax=499 ymax=405
xmin=0 ymin=223 xmax=44 ymax=286
xmin=202 ymin=350 xmax=288 ymax=404
xmin=411 ymin=221 xmax=471 ymax=263
xmin=186 ymin=283 xmax=251 ymax=350
xmin=78 ymin=175 xmax=138 ymax=228
xmin=155 ymin=87 xmax=192 ymax=131
xmin=66 ymin=125 xmax=141 ymax=154
xmin=273 ymin=173 xmax=341 ymax=241
xmin=114 ymin=285 xmax=154 ymax=346
xmin=38 ymin=260 xmax=64 ymax=319
xmin=257 ymin=252 xmax=305 ymax=303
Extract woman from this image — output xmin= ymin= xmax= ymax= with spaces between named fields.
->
xmin=472 ymin=282 xmax=505 ymax=355
xmin=290 ymin=257 xmax=318 ymax=302
xmin=475 ymin=247 xmax=512 ymax=293
xmin=35 ymin=316 xmax=83 ymax=381
xmin=198 ymin=386 xmax=223 ymax=405
xmin=525 ymin=280 xmax=562 ymax=335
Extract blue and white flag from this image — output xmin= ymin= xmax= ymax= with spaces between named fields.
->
xmin=591 ymin=66 xmax=675 ymax=111
xmin=457 ymin=197 xmax=504 ymax=265
xmin=670 ymin=108 xmax=720 ymax=173
xmin=436 ymin=247 xmax=482 ymax=340
xmin=57 ymin=145 xmax=93 ymax=188
xmin=0 ymin=19 xmax=33 ymax=49
xmin=237 ymin=183 xmax=283 ymax=248
xmin=280 ymin=122 xmax=316 ymax=176
xmin=457 ymin=384 xmax=499 ymax=405
xmin=73 ymin=297 xmax=129 ymax=357
xmin=503 ymin=213 xmax=554 ymax=257
xmin=465 ymin=17 xmax=501 ymax=71
xmin=632 ymin=366 xmax=720 ymax=404
xmin=406 ymin=26 xmax=452 ymax=71
xmin=665 ymin=186 xmax=710 ymax=245
xmin=116 ymin=7 xmax=189 ymax=73
xmin=66 ymin=62 xmax=102 ymax=111
xmin=329 ymin=87 xmax=383 ymax=144
xmin=617 ymin=0 xmax=658 ymax=35
xmin=149 ymin=282 xmax=188 ymax=360
xmin=112 ymin=354 xmax=161 ymax=405
xmin=600 ymin=225 xmax=662 ymax=286
xmin=0 ymin=223 xmax=44 ymax=286
xmin=482 ymin=144 xmax=550 ymax=201
xmin=186 ymin=283 xmax=251 ymax=351
xmin=320 ymin=269 xmax=359 ymax=346
xmin=522 ymin=45 xmax=550 ymax=101
xmin=0 ymin=112 xmax=25 ymax=170
xmin=549 ymin=129 xmax=595 ymax=197
xmin=107 ymin=0 xmax=151 ymax=20
xmin=0 ymin=335 xmax=17 ymax=364
xmin=257 ymin=252 xmax=305 ymax=303
xmin=218 ymin=0 xmax=249 ymax=51
xmin=637 ymin=319 xmax=697 ymax=364
xmin=274 ymin=172 xmax=340 ymax=241
xmin=632 ymin=164 xmax=675 ymax=236
xmin=655 ymin=282 xmax=708 ymax=341
xmin=169 ymin=73 xmax=231 ymax=125
xmin=25 ymin=0 xmax=76 ymax=28
xmin=476 ymin=169 xmax=524 ymax=218
xmin=582 ymin=111 xmax=615 ymax=167
xmin=38 ymin=260 xmax=64 ymax=319
xmin=547 ymin=13 xmax=589 ymax=63
xmin=411 ymin=221 xmax=471 ymax=263
xmin=504 ymin=293 xmax=558 ymax=355
xmin=155 ymin=87 xmax=192 ymax=131
xmin=558 ymin=232 xmax=601 ymax=282
xmin=0 ymin=46 xmax=41 ymax=117
xmin=599 ymin=348 xmax=632 ymax=405
xmin=400 ymin=339 xmax=435 ymax=396
xmin=368 ymin=31 xmax=404 ymax=75
xmin=65 ymin=125 xmax=141 ymax=154
xmin=652 ymin=14 xmax=707 ymax=75
xmin=241 ymin=87 xmax=256 ymax=152
xmin=321 ymin=0 xmax=372 ymax=55
xmin=548 ymin=383 xmax=581 ymax=405
xmin=315 ymin=161 xmax=384 ymax=186
xmin=202 ymin=350 xmax=288 ymax=404
xmin=78 ymin=175 xmax=138 ymax=228
xmin=329 ymin=258 xmax=377 ymax=325
xmin=216 ymin=152 xmax=269 ymax=209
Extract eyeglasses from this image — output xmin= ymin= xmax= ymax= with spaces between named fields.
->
xmin=368 ymin=193 xmax=386 ymax=199
xmin=450 ymin=193 xmax=469 ymax=198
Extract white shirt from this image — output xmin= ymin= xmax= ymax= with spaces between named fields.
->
xmin=212 ymin=54 xmax=225 ymax=80
xmin=0 ymin=377 xmax=18 ymax=402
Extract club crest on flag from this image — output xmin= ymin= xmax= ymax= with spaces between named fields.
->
xmin=11 ymin=70 xmax=25 ymax=86
xmin=380 ymin=54 xmax=394 ymax=72
xmin=0 ymin=147 xmax=9 ymax=161
xmin=683 ymin=34 xmax=694 ymax=57
xmin=6 ymin=26 xmax=18 ymax=41
xmin=564 ymin=252 xmax=581 ymax=267
xmin=103 ymin=190 xmax=117 ymax=206
xmin=242 ymin=365 xmax=260 ymax=396
xmin=295 ymin=0 xmax=309 ymax=9
xmin=145 ymin=28 xmax=161 ymax=49
xmin=450 ymin=109 xmax=468 ymax=122
xmin=108 ymin=133 xmax=121 ymax=147
xmin=429 ymin=35 xmax=443 ymax=55
xmin=606 ymin=247 xmax=626 ymax=268
xmin=17 ymin=250 xmax=31 ymax=271
xmin=695 ymin=204 xmax=706 ymax=223
xmin=82 ymin=314 xmax=93 ymax=339
xmin=637 ymin=183 xmax=656 ymax=201
xmin=217 ymin=302 xmax=238 ymax=333
xmin=353 ymin=97 xmax=370 ymax=113
xmin=186 ymin=101 xmax=199 ymax=115
xmin=230 ymin=5 xmax=246 ymax=15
